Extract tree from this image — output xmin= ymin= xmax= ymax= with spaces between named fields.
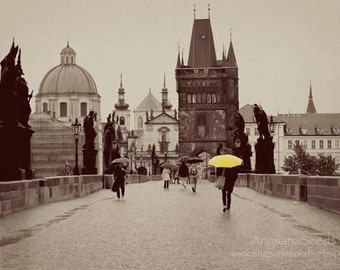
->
xmin=282 ymin=143 xmax=339 ymax=176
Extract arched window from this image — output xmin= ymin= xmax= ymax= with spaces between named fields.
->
xmin=60 ymin=102 xmax=67 ymax=117
xmin=80 ymin=102 xmax=87 ymax=117
xmin=197 ymin=115 xmax=206 ymax=137
xmin=120 ymin=116 xmax=125 ymax=125
xmin=137 ymin=116 xmax=143 ymax=129
xmin=66 ymin=56 xmax=68 ymax=64
xmin=71 ymin=57 xmax=73 ymax=64
xmin=43 ymin=103 xmax=48 ymax=113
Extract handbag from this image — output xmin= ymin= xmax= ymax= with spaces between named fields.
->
xmin=215 ymin=176 xmax=225 ymax=189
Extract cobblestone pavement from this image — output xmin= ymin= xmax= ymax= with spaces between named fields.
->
xmin=0 ymin=180 xmax=340 ymax=270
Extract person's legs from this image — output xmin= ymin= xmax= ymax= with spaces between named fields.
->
xmin=164 ymin=181 xmax=166 ymax=189
xmin=116 ymin=188 xmax=120 ymax=199
xmin=222 ymin=189 xmax=227 ymax=212
xmin=180 ymin=177 xmax=187 ymax=188
xmin=227 ymin=191 xmax=232 ymax=209
xmin=167 ymin=180 xmax=169 ymax=189
xmin=121 ymin=184 xmax=125 ymax=198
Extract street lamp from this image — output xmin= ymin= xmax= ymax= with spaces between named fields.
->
xmin=71 ymin=118 xmax=81 ymax=175
xmin=269 ymin=115 xmax=275 ymax=135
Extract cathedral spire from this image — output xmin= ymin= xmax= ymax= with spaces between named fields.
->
xmin=114 ymin=73 xmax=129 ymax=110
xmin=226 ymin=28 xmax=237 ymax=67
xmin=306 ymin=81 xmax=317 ymax=113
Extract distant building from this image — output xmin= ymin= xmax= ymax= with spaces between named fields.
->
xmin=31 ymin=43 xmax=102 ymax=177
xmin=240 ymin=84 xmax=340 ymax=173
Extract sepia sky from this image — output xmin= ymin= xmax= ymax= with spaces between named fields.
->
xmin=1 ymin=0 xmax=339 ymax=120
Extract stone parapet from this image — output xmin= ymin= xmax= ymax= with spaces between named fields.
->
xmin=104 ymin=174 xmax=162 ymax=189
xmin=0 ymin=175 xmax=107 ymax=217
xmin=239 ymin=173 xmax=340 ymax=214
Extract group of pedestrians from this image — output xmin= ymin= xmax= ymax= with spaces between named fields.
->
xmin=111 ymin=149 xmax=239 ymax=213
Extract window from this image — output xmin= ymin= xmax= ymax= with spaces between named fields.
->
xmin=197 ymin=115 xmax=206 ymax=137
xmin=312 ymin=140 xmax=316 ymax=149
xmin=207 ymin=94 xmax=211 ymax=103
xmin=336 ymin=140 xmax=340 ymax=149
xmin=212 ymin=94 xmax=217 ymax=103
xmin=120 ymin=116 xmax=125 ymax=125
xmin=192 ymin=94 xmax=196 ymax=104
xmin=80 ymin=102 xmax=87 ymax=117
xmin=197 ymin=94 xmax=201 ymax=104
xmin=71 ymin=57 xmax=73 ymax=64
xmin=254 ymin=128 xmax=259 ymax=136
xmin=294 ymin=140 xmax=300 ymax=146
xmin=303 ymin=140 xmax=308 ymax=149
xmin=319 ymin=140 xmax=324 ymax=149
xmin=327 ymin=140 xmax=332 ymax=149
xmin=137 ymin=116 xmax=143 ymax=129
xmin=66 ymin=56 xmax=68 ymax=64
xmin=201 ymin=93 xmax=206 ymax=103
xmin=43 ymin=103 xmax=48 ymax=113
xmin=288 ymin=140 xmax=293 ymax=149
xmin=246 ymin=128 xmax=250 ymax=136
xmin=187 ymin=94 xmax=192 ymax=104
xmin=60 ymin=102 xmax=67 ymax=117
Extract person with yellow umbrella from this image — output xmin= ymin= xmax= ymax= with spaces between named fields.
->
xmin=209 ymin=147 xmax=242 ymax=212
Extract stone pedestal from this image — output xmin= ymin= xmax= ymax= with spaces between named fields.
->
xmin=82 ymin=148 xmax=97 ymax=175
xmin=0 ymin=125 xmax=22 ymax=181
xmin=18 ymin=126 xmax=35 ymax=179
xmin=255 ymin=137 xmax=275 ymax=174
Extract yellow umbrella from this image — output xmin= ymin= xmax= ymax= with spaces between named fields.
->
xmin=208 ymin=154 xmax=243 ymax=168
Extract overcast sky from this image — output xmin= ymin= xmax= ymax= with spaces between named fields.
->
xmin=1 ymin=0 xmax=339 ymax=121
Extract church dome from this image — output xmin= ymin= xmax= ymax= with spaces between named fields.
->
xmin=36 ymin=43 xmax=98 ymax=96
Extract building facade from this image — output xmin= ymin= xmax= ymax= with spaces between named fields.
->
xmin=31 ymin=43 xmax=102 ymax=177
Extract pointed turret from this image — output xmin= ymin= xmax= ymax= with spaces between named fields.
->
xmin=176 ymin=45 xmax=181 ymax=68
xmin=306 ymin=82 xmax=317 ymax=113
xmin=187 ymin=15 xmax=217 ymax=67
xmin=222 ymin=45 xmax=227 ymax=66
xmin=114 ymin=73 xmax=129 ymax=110
xmin=161 ymin=74 xmax=172 ymax=110
xmin=226 ymin=31 xmax=237 ymax=67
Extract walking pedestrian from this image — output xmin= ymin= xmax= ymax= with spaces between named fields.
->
xmin=220 ymin=167 xmax=238 ymax=212
xmin=178 ymin=161 xmax=189 ymax=189
xmin=162 ymin=167 xmax=171 ymax=189
xmin=112 ymin=163 xmax=127 ymax=200
xmin=189 ymin=164 xmax=198 ymax=193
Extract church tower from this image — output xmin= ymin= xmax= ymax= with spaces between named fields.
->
xmin=175 ymin=9 xmax=239 ymax=155
xmin=306 ymin=82 xmax=317 ymax=114
xmin=114 ymin=73 xmax=130 ymax=130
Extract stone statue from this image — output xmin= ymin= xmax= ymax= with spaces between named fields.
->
xmin=0 ymin=41 xmax=19 ymax=125
xmin=16 ymin=49 xmax=32 ymax=127
xmin=103 ymin=121 xmax=115 ymax=169
xmin=83 ymin=110 xmax=97 ymax=149
xmin=174 ymin=109 xmax=177 ymax=119
xmin=252 ymin=104 xmax=270 ymax=141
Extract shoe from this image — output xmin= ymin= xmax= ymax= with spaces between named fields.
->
xmin=192 ymin=187 xmax=196 ymax=193
xmin=223 ymin=206 xmax=227 ymax=212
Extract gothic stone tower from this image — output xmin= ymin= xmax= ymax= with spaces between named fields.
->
xmin=176 ymin=16 xmax=239 ymax=156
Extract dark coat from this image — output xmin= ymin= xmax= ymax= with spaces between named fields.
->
xmin=222 ymin=168 xmax=238 ymax=192
xmin=178 ymin=163 xmax=189 ymax=177
xmin=112 ymin=166 xmax=127 ymax=192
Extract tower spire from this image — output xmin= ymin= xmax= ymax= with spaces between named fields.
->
xmin=181 ymin=48 xmax=184 ymax=66
xmin=193 ymin=4 xmax=196 ymax=19
xmin=226 ymin=28 xmax=237 ymax=67
xmin=176 ymin=44 xmax=181 ymax=67
xmin=306 ymin=81 xmax=317 ymax=113
xmin=208 ymin=3 xmax=210 ymax=19
xmin=161 ymin=74 xmax=172 ymax=110
xmin=114 ymin=73 xmax=129 ymax=110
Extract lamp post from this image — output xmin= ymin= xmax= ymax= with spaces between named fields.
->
xmin=269 ymin=115 xmax=275 ymax=135
xmin=71 ymin=118 xmax=81 ymax=175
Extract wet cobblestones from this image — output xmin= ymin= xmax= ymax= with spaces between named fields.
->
xmin=0 ymin=180 xmax=340 ymax=269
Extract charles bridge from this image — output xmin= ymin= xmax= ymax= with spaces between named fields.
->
xmin=0 ymin=173 xmax=339 ymax=269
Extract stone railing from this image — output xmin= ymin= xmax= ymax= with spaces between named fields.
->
xmin=238 ymin=173 xmax=340 ymax=215
xmin=0 ymin=175 xmax=111 ymax=217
